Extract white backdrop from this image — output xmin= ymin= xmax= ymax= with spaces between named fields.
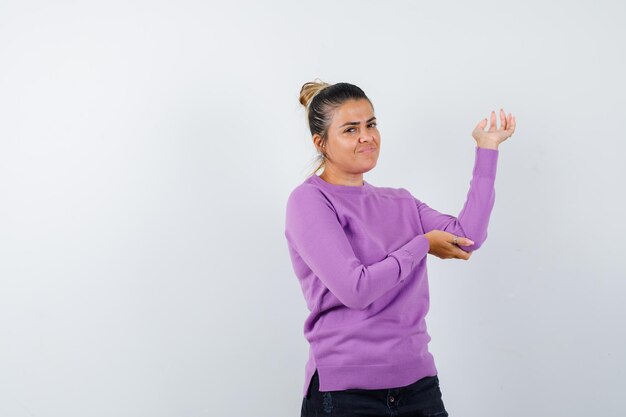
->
xmin=1 ymin=1 xmax=624 ymax=416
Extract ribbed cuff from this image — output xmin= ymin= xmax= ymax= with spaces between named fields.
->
xmin=473 ymin=146 xmax=498 ymax=178
xmin=389 ymin=234 xmax=430 ymax=282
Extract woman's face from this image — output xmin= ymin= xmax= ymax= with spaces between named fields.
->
xmin=314 ymin=98 xmax=381 ymax=177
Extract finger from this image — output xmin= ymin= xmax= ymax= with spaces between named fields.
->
xmin=460 ymin=237 xmax=475 ymax=246
xmin=455 ymin=248 xmax=471 ymax=260
xmin=500 ymin=108 xmax=507 ymax=130
xmin=448 ymin=233 xmax=460 ymax=246
xmin=489 ymin=110 xmax=497 ymax=131
xmin=473 ymin=118 xmax=488 ymax=133
xmin=508 ymin=114 xmax=516 ymax=134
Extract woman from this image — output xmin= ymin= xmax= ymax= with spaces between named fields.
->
xmin=284 ymin=80 xmax=516 ymax=417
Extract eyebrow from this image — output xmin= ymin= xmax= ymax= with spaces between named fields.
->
xmin=339 ymin=116 xmax=377 ymax=128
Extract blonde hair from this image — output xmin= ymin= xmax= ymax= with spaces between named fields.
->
xmin=298 ymin=79 xmax=372 ymax=177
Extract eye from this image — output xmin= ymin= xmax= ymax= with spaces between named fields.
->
xmin=344 ymin=122 xmax=377 ymax=133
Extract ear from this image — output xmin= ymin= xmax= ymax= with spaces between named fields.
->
xmin=312 ymin=134 xmax=323 ymax=152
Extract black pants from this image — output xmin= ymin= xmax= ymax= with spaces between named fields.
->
xmin=301 ymin=370 xmax=449 ymax=417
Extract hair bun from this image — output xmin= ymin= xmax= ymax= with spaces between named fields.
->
xmin=299 ymin=78 xmax=331 ymax=108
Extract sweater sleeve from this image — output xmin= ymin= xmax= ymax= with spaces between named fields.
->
xmin=285 ymin=186 xmax=429 ymax=310
xmin=415 ymin=146 xmax=498 ymax=252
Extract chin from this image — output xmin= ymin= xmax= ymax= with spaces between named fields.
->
xmin=361 ymin=162 xmax=378 ymax=173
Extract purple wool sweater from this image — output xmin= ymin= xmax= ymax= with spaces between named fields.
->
xmin=284 ymin=146 xmax=499 ymax=397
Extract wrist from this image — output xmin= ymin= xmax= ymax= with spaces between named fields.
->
xmin=476 ymin=141 xmax=499 ymax=150
xmin=423 ymin=232 xmax=432 ymax=250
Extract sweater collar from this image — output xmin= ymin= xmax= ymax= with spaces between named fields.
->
xmin=308 ymin=174 xmax=372 ymax=194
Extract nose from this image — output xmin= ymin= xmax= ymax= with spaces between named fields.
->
xmin=359 ymin=132 xmax=374 ymax=143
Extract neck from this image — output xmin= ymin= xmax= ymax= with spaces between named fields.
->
xmin=320 ymin=168 xmax=364 ymax=187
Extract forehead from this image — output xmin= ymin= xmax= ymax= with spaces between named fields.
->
xmin=332 ymin=99 xmax=374 ymax=124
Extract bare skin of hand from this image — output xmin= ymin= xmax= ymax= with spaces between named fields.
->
xmin=472 ymin=108 xmax=516 ymax=150
xmin=424 ymin=230 xmax=474 ymax=260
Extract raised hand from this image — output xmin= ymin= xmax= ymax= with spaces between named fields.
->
xmin=472 ymin=108 xmax=516 ymax=150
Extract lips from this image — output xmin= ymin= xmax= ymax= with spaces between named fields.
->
xmin=358 ymin=147 xmax=377 ymax=153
